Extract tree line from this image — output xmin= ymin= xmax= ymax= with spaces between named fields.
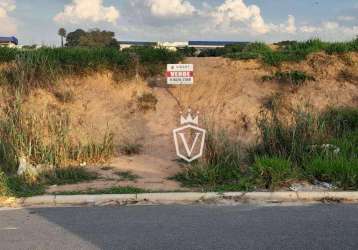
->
xmin=58 ymin=28 xmax=118 ymax=48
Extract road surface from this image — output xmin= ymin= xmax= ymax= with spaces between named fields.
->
xmin=1 ymin=204 xmax=358 ymax=250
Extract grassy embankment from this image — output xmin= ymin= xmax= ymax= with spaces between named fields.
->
xmin=0 ymin=46 xmax=182 ymax=197
xmin=204 ymin=38 xmax=358 ymax=84
xmin=0 ymin=40 xmax=357 ymax=196
xmin=174 ymin=106 xmax=358 ymax=191
xmin=173 ymin=39 xmax=358 ymax=191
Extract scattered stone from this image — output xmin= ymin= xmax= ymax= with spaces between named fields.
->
xmin=310 ymin=144 xmax=340 ymax=154
xmin=17 ymin=157 xmax=55 ymax=176
xmin=289 ymin=180 xmax=336 ymax=192
xmin=17 ymin=157 xmax=38 ymax=176
xmin=314 ymin=180 xmax=336 ymax=190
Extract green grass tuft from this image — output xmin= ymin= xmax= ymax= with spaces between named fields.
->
xmin=42 ymin=167 xmax=98 ymax=185
xmin=172 ymin=128 xmax=245 ymax=190
xmin=320 ymin=107 xmax=358 ymax=137
xmin=262 ymin=71 xmax=315 ymax=86
xmin=251 ymin=156 xmax=298 ymax=190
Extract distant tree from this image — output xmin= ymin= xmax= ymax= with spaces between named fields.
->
xmin=178 ymin=46 xmax=197 ymax=57
xmin=58 ymin=28 xmax=67 ymax=47
xmin=65 ymin=29 xmax=86 ymax=47
xmin=79 ymin=29 xmax=118 ymax=48
xmin=22 ymin=44 xmax=37 ymax=50
xmin=65 ymin=28 xmax=118 ymax=48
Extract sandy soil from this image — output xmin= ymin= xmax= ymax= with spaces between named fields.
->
xmin=5 ymin=55 xmax=357 ymax=193
xmin=47 ymin=85 xmax=186 ymax=193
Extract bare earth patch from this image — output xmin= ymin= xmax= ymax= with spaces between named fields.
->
xmin=10 ymin=55 xmax=357 ymax=194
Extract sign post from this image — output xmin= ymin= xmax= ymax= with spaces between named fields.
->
xmin=166 ymin=64 xmax=194 ymax=85
xmin=166 ymin=64 xmax=205 ymax=163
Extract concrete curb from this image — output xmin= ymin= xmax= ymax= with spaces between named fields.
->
xmin=3 ymin=192 xmax=358 ymax=208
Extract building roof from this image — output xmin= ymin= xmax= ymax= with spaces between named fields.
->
xmin=119 ymin=41 xmax=157 ymax=46
xmin=188 ymin=41 xmax=248 ymax=46
xmin=0 ymin=36 xmax=18 ymax=45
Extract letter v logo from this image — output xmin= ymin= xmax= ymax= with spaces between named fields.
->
xmin=178 ymin=132 xmax=201 ymax=157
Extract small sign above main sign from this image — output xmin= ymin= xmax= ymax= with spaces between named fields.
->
xmin=166 ymin=64 xmax=194 ymax=85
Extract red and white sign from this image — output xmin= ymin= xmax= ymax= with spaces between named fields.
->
xmin=166 ymin=64 xmax=194 ymax=85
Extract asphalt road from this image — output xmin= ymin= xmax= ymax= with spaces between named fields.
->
xmin=1 ymin=204 xmax=358 ymax=250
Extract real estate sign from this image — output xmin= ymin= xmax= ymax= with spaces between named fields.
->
xmin=166 ymin=64 xmax=194 ymax=85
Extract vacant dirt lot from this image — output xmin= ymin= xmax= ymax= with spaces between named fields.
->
xmin=3 ymin=55 xmax=357 ymax=193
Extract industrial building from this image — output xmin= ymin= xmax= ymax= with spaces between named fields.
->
xmin=0 ymin=36 xmax=18 ymax=48
xmin=119 ymin=41 xmax=247 ymax=51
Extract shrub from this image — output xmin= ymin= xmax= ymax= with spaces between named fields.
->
xmin=198 ymin=48 xmax=226 ymax=57
xmin=251 ymin=156 xmax=297 ymax=190
xmin=6 ymin=175 xmax=45 ymax=197
xmin=243 ymin=42 xmax=272 ymax=54
xmin=305 ymin=156 xmax=358 ymax=190
xmin=262 ymin=51 xmax=307 ymax=66
xmin=262 ymin=71 xmax=315 ymax=86
xmin=226 ymin=42 xmax=272 ymax=61
xmin=252 ymin=108 xmax=326 ymax=165
xmin=320 ymin=107 xmax=358 ymax=137
xmin=225 ymin=44 xmax=248 ymax=53
xmin=172 ymin=129 xmax=244 ymax=189
xmin=178 ymin=46 xmax=197 ymax=57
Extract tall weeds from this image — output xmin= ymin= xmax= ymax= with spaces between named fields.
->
xmin=227 ymin=38 xmax=358 ymax=66
xmin=172 ymin=127 xmax=244 ymax=189
xmin=0 ymin=94 xmax=115 ymax=174
xmin=252 ymin=108 xmax=326 ymax=165
xmin=0 ymin=47 xmax=182 ymax=89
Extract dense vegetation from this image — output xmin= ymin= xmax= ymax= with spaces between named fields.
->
xmin=174 ymin=106 xmax=358 ymax=191
xmin=0 ymin=46 xmax=182 ymax=89
xmin=0 ymin=45 xmax=182 ymax=197
xmin=200 ymin=38 xmax=358 ymax=66
xmin=65 ymin=28 xmax=118 ymax=48
xmin=262 ymin=71 xmax=315 ymax=86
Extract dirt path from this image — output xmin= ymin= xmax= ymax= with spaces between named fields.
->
xmin=47 ymin=86 xmax=186 ymax=193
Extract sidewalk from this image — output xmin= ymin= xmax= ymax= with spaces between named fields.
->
xmin=2 ymin=191 xmax=358 ymax=208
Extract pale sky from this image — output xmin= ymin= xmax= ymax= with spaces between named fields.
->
xmin=1 ymin=0 xmax=358 ymax=46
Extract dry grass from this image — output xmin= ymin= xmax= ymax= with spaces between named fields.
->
xmin=0 ymin=54 xmax=357 ymax=195
xmin=0 ymin=93 xmax=115 ymax=173
xmin=338 ymin=68 xmax=358 ymax=85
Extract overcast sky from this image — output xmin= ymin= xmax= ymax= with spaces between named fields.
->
xmin=1 ymin=0 xmax=358 ymax=46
